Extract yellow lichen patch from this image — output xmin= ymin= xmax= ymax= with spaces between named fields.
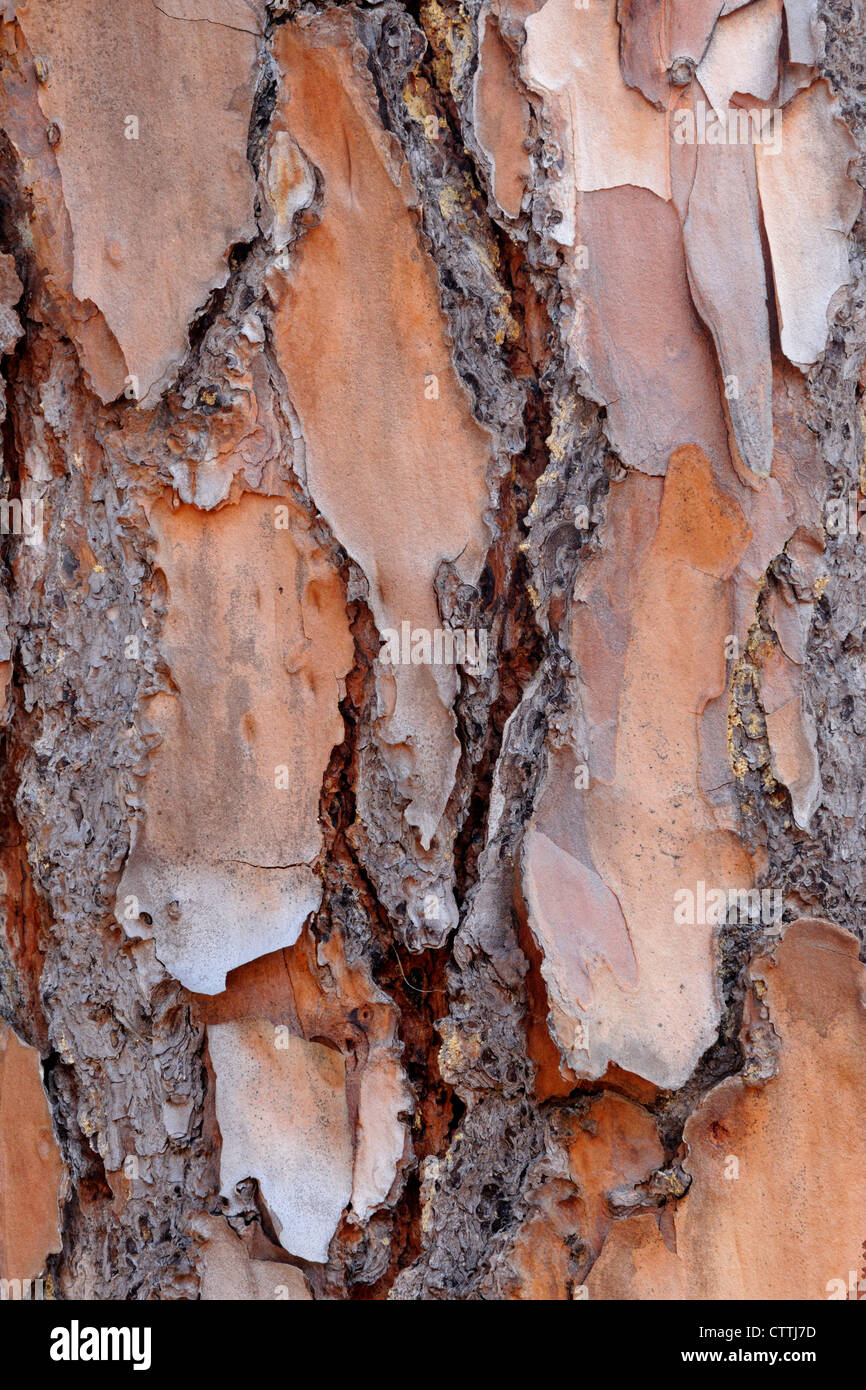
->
xmin=438 ymin=1025 xmax=482 ymax=1077
xmin=466 ymin=233 xmax=498 ymax=276
xmin=494 ymin=298 xmax=519 ymax=344
xmin=402 ymin=77 xmax=441 ymax=141
xmin=437 ymin=184 xmax=463 ymax=221
xmin=744 ymin=709 xmax=764 ymax=739
xmin=527 ymin=467 xmax=560 ymax=520
xmin=419 ymin=1155 xmax=444 ymax=1235
xmin=545 ymin=397 xmax=577 ymax=464
xmin=15 ymin=215 xmax=35 ymax=251
xmin=420 ymin=0 xmax=473 ymax=94
xmin=658 ymin=1169 xmax=687 ymax=1198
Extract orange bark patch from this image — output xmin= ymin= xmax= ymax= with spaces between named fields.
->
xmin=17 ymin=0 xmax=263 ymax=402
xmin=0 ymin=1022 xmax=62 ymax=1283
xmin=525 ymin=448 xmax=756 ymax=1088
xmin=117 ymin=493 xmax=353 ymax=994
xmin=473 ymin=7 xmax=530 ymax=219
xmin=588 ymin=920 xmax=866 ymax=1299
xmin=269 ymin=14 xmax=492 ymax=849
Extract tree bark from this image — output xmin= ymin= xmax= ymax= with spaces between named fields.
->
xmin=0 ymin=0 xmax=864 ymax=1302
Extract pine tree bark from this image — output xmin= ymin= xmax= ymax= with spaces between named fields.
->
xmin=0 ymin=0 xmax=864 ymax=1302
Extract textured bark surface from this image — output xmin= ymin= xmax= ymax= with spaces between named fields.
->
xmin=0 ymin=0 xmax=864 ymax=1302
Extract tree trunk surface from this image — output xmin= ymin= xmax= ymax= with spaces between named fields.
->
xmin=0 ymin=0 xmax=864 ymax=1303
